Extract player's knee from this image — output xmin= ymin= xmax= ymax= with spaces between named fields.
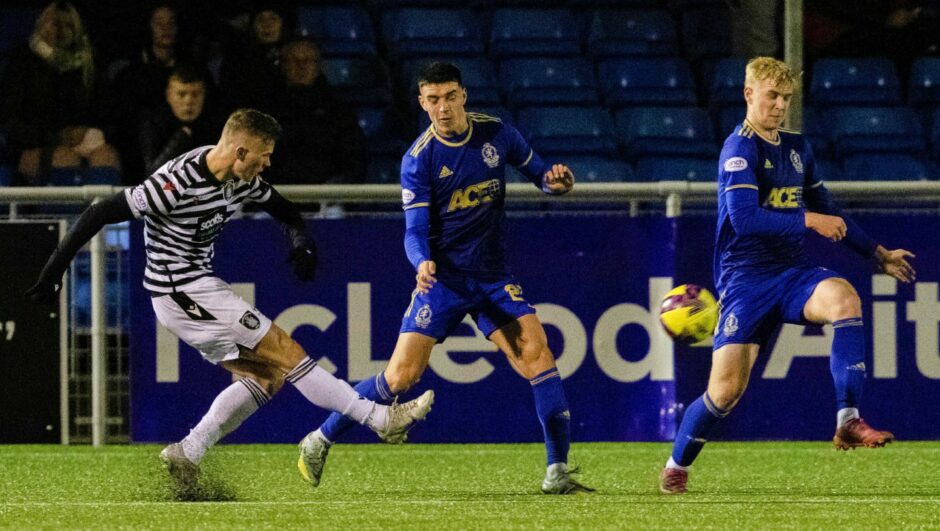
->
xmin=384 ymin=368 xmax=418 ymax=395
xmin=708 ymin=380 xmax=747 ymax=411
xmin=518 ymin=343 xmax=554 ymax=377
xmin=831 ymin=290 xmax=862 ymax=320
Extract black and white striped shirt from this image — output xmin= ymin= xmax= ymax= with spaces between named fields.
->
xmin=124 ymin=146 xmax=271 ymax=293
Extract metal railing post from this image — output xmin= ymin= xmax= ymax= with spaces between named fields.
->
xmin=90 ymin=199 xmax=108 ymax=446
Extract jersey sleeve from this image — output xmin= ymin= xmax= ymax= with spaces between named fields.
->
xmin=246 ymin=176 xmax=273 ymax=203
xmin=503 ymin=124 xmax=553 ymax=192
xmin=717 ymin=134 xmax=759 ymax=192
xmin=124 ymin=170 xmax=186 ymax=219
xmin=400 ymin=150 xmax=431 ymax=211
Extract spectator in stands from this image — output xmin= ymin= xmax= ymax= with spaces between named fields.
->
xmin=113 ymin=3 xmax=191 ymax=179
xmin=0 ymin=1 xmax=120 ymax=185
xmin=219 ymin=3 xmax=294 ymax=110
xmin=262 ymin=38 xmax=367 ymax=185
xmin=138 ymin=64 xmax=223 ymax=176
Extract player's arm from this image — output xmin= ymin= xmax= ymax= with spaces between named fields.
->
xmin=504 ymin=124 xmax=573 ymax=195
xmin=721 ymin=139 xmax=804 ymax=238
xmin=400 ymin=153 xmax=435 ymax=294
xmin=801 ymin=142 xmax=916 ymax=282
xmin=26 ymin=191 xmax=134 ymax=303
xmin=255 ymin=185 xmax=317 ymax=282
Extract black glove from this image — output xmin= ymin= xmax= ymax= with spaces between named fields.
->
xmin=25 ymin=278 xmax=61 ymax=304
xmin=288 ymin=243 xmax=317 ymax=282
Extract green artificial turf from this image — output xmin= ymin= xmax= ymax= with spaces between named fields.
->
xmin=1 ymin=442 xmax=937 ymax=529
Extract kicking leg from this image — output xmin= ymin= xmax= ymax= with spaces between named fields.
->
xmin=803 ymin=278 xmax=894 ymax=449
xmin=662 ymin=343 xmax=758 ymax=494
xmin=491 ymin=314 xmax=592 ymax=494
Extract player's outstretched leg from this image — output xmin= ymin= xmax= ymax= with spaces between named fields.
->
xmin=298 ymin=389 xmax=434 ymax=487
xmin=828 ymin=317 xmax=895 ymax=449
xmin=530 ymin=368 xmax=594 ymax=495
xmin=661 ymin=391 xmax=729 ymax=494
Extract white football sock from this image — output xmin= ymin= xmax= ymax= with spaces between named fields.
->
xmin=181 ymin=378 xmax=268 ymax=464
xmin=666 ymin=457 xmax=689 ymax=471
xmin=837 ymin=407 xmax=860 ymax=428
xmin=285 ymin=357 xmax=389 ymax=431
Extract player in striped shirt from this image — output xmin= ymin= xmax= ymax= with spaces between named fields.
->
xmin=27 ymin=109 xmax=433 ymax=493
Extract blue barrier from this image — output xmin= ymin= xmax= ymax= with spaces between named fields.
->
xmin=129 ymin=214 xmax=940 ymax=443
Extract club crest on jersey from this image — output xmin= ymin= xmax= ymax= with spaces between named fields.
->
xmin=482 ymin=142 xmax=500 ymax=168
xmin=790 ymin=149 xmax=804 ymax=173
xmin=724 ymin=157 xmax=747 ymax=172
xmin=240 ymin=311 xmax=261 ymax=330
xmin=223 ymin=180 xmax=236 ymax=201
xmin=723 ymin=312 xmax=739 ymax=337
xmin=415 ymin=304 xmax=432 ymax=329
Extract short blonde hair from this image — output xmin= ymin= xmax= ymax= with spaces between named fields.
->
xmin=745 ymin=57 xmax=800 ymax=90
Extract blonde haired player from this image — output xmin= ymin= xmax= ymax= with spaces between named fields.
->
xmin=27 ymin=109 xmax=433 ymax=494
xmin=659 ymin=57 xmax=915 ymax=494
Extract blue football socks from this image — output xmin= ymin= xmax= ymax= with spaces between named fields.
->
xmin=530 ymin=368 xmax=571 ymax=467
xmin=670 ymin=392 xmax=728 ymax=467
xmin=320 ymin=372 xmax=395 ymax=442
xmin=830 ymin=318 xmax=866 ymax=411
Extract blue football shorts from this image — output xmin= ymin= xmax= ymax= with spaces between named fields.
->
xmin=400 ymin=274 xmax=537 ymax=341
xmin=713 ymin=265 xmax=843 ymax=350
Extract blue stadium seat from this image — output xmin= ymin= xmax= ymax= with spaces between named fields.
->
xmin=381 ymin=9 xmax=483 ymax=59
xmin=517 ymin=107 xmax=617 ymax=156
xmin=296 ymin=7 xmax=376 ymax=56
xmin=598 ymin=58 xmax=696 ymax=107
xmin=680 ymin=6 xmax=731 ymax=60
xmin=635 ymin=157 xmax=716 ymax=182
xmin=826 ymin=107 xmax=924 ymax=159
xmin=0 ymin=7 xmax=38 ymax=56
xmin=490 ymin=9 xmax=580 ymax=58
xmin=708 ymin=58 xmax=748 ymax=108
xmin=356 ymin=107 xmax=408 ymax=155
xmin=366 ymin=156 xmax=401 ymax=184
xmin=716 ymin=105 xmax=745 ymax=138
xmin=908 ymin=57 xmax=940 ymax=108
xmin=563 ymin=156 xmax=634 ymax=182
xmin=801 ymin=107 xmax=830 ymax=159
xmin=500 ymin=58 xmax=597 ymax=107
xmin=0 ymin=164 xmax=11 ymax=186
xmin=814 ymin=160 xmax=843 ymax=181
xmin=401 ymin=58 xmax=500 ymax=106
xmin=615 ymin=107 xmax=716 ymax=160
xmin=321 ymin=57 xmax=392 ymax=106
xmin=586 ymin=10 xmax=678 ymax=58
xmin=843 ymin=154 xmax=930 ymax=181
xmin=811 ymin=58 xmax=901 ymax=108
xmin=417 ymin=106 xmax=513 ymax=131
xmin=46 ymin=168 xmax=85 ymax=187
xmin=83 ymin=167 xmax=121 ymax=185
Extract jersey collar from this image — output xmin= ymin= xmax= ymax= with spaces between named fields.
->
xmin=743 ymin=119 xmax=781 ymax=146
xmin=432 ymin=119 xmax=473 ymax=147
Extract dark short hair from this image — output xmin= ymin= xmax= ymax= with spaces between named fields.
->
xmin=417 ymin=62 xmax=462 ymax=89
xmin=168 ymin=63 xmax=209 ymax=86
xmin=224 ymin=108 xmax=282 ymax=143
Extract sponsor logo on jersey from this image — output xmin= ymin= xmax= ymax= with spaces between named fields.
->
xmin=194 ymin=208 xmax=227 ymax=242
xmin=790 ymin=149 xmax=804 ymax=173
xmin=723 ymin=312 xmax=738 ymax=337
xmin=132 ymin=187 xmax=148 ymax=211
xmin=764 ymin=186 xmax=801 ymax=208
xmin=439 ymin=165 xmax=453 ymax=178
xmin=724 ymin=157 xmax=748 ymax=172
xmin=402 ymin=189 xmax=415 ymax=205
xmin=415 ymin=304 xmax=432 ymax=329
xmin=240 ymin=311 xmax=261 ymax=330
xmin=447 ymin=178 xmax=500 ymax=212
xmin=482 ymin=142 xmax=500 ymax=168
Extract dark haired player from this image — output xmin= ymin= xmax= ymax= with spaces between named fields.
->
xmin=298 ymin=62 xmax=593 ymax=494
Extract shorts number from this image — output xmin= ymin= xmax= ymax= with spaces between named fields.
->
xmin=504 ymin=284 xmax=525 ymax=302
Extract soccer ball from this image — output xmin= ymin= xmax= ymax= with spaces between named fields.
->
xmin=659 ymin=284 xmax=718 ymax=344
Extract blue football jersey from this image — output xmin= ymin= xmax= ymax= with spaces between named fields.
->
xmin=714 ymin=120 xmax=820 ymax=292
xmin=400 ymin=112 xmax=546 ymax=277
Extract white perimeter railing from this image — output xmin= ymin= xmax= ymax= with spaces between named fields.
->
xmin=2 ymin=181 xmax=939 ymax=445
